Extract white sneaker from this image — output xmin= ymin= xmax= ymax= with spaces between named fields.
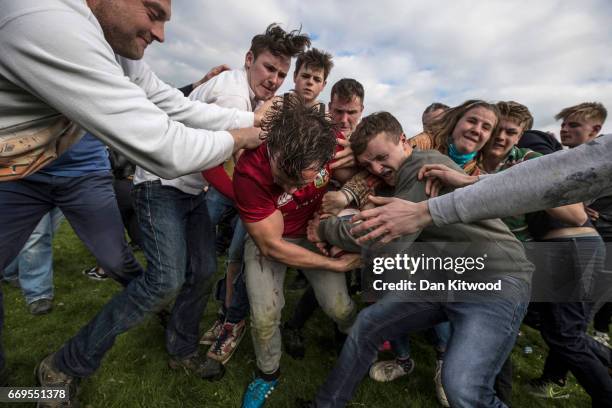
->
xmin=434 ymin=359 xmax=450 ymax=407
xmin=369 ymin=358 xmax=414 ymax=382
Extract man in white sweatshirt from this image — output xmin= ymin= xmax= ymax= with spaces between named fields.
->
xmin=0 ymin=0 xmax=264 ymax=403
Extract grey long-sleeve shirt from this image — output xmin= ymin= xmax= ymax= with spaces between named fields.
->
xmin=429 ymin=134 xmax=612 ymax=226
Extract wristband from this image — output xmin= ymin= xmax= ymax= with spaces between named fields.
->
xmin=339 ymin=189 xmax=352 ymax=205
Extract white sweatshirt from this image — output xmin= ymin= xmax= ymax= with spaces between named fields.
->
xmin=134 ymin=68 xmax=257 ymax=195
xmin=0 ymin=0 xmax=254 ymax=180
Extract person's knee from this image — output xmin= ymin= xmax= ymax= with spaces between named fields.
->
xmin=344 ymin=306 xmax=380 ymax=347
xmin=139 ymin=267 xmax=185 ymax=304
xmin=321 ymin=292 xmax=355 ymax=324
xmin=159 ymin=273 xmax=185 ymax=297
xmin=250 ymin=308 xmax=280 ymax=342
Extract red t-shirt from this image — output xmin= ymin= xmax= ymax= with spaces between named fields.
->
xmin=234 ymin=136 xmax=343 ymax=238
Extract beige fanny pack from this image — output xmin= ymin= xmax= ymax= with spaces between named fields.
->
xmin=0 ymin=115 xmax=85 ymax=181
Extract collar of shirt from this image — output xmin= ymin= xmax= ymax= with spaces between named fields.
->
xmin=240 ymin=68 xmax=261 ymax=111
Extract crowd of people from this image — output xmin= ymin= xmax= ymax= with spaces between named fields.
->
xmin=1 ymin=1 xmax=611 ymax=407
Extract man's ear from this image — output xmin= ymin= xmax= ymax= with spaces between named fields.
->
xmin=245 ymin=51 xmax=254 ymax=69
xmin=591 ymin=124 xmax=602 ymax=137
xmin=400 ymin=133 xmax=407 ymax=144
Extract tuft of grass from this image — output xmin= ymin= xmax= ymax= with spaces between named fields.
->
xmin=3 ymin=222 xmax=597 ymax=407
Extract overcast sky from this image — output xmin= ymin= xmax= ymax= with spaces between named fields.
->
xmin=146 ymin=0 xmax=612 ymax=137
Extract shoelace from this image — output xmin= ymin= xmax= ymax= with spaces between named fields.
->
xmin=212 ymin=324 xmax=234 ymax=354
xmin=204 ymin=320 xmax=222 ymax=341
xmin=212 ymin=320 xmax=223 ymax=335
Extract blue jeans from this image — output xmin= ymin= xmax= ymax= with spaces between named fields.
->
xmin=4 ymin=208 xmax=64 ymax=304
xmin=390 ymin=321 xmax=451 ymax=359
xmin=315 ymin=276 xmax=530 ymax=408
xmin=52 ymin=181 xmax=216 ymax=376
xmin=0 ymin=171 xmax=143 ymax=374
xmin=0 ymin=171 xmax=143 ymax=285
xmin=206 ymin=186 xmax=249 ymax=323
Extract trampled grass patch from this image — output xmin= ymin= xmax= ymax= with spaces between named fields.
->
xmin=3 ymin=222 xmax=595 ymax=407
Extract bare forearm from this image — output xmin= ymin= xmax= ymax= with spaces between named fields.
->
xmin=258 ymin=238 xmax=338 ymax=271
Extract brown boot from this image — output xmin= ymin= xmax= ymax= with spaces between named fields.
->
xmin=168 ymin=353 xmax=224 ymax=381
xmin=35 ymin=354 xmax=80 ymax=407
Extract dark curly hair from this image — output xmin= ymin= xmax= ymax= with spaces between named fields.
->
xmin=250 ymin=23 xmax=311 ymax=60
xmin=295 ymin=48 xmax=334 ymax=80
xmin=262 ymin=94 xmax=337 ymax=181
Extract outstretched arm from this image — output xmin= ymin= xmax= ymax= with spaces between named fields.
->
xmin=352 ymin=135 xmax=612 ymax=240
xmin=429 ymin=136 xmax=612 ymax=225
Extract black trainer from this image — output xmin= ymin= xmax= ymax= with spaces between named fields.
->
xmin=282 ymin=323 xmax=305 ymax=359
xmin=295 ymin=398 xmax=317 ymax=408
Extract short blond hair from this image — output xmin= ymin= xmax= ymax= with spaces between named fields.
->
xmin=497 ymin=101 xmax=533 ymax=132
xmin=555 ymin=102 xmax=607 ymax=125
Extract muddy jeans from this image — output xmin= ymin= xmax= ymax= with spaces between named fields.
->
xmin=244 ymin=236 xmax=356 ymax=374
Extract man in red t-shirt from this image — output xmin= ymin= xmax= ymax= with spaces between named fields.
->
xmin=234 ymin=95 xmax=360 ymax=407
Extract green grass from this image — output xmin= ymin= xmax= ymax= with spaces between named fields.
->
xmin=3 ymin=221 xmax=598 ymax=407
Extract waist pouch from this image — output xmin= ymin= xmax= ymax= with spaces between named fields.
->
xmin=0 ymin=115 xmax=85 ymax=181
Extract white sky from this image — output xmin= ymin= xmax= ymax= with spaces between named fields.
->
xmin=145 ymin=0 xmax=612 ymax=137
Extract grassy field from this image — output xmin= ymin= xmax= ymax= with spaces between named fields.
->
xmin=3 ymin=221 xmax=598 ymax=407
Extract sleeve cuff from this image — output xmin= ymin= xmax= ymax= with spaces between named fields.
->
xmin=216 ymin=131 xmax=235 ymax=165
xmin=235 ymin=112 xmax=255 ymax=129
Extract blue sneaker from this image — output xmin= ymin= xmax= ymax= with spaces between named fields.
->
xmin=242 ymin=377 xmax=279 ymax=408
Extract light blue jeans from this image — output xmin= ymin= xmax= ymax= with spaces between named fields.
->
xmin=3 ymin=208 xmax=64 ymax=304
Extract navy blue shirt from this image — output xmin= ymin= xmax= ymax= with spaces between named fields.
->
xmin=40 ymin=132 xmax=110 ymax=177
